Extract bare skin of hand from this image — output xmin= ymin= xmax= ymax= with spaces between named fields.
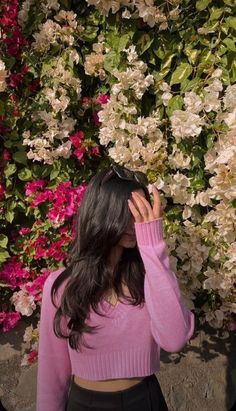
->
xmin=128 ymin=185 xmax=163 ymax=223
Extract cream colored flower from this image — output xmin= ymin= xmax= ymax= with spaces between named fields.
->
xmin=0 ymin=59 xmax=7 ymax=92
xmin=11 ymin=290 xmax=36 ymax=316
xmin=170 ymin=110 xmax=204 ymax=141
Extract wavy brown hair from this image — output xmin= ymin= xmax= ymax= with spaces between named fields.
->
xmin=51 ymin=165 xmax=151 ymax=351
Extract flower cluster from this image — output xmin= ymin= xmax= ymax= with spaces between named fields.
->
xmin=84 ymin=34 xmax=106 ymax=80
xmin=0 ymin=257 xmax=30 ymax=290
xmin=85 ymin=0 xmax=181 ymax=29
xmin=98 ymin=45 xmax=167 ymax=173
xmin=1 ymin=0 xmax=236 ymax=365
xmin=0 ymin=311 xmax=21 ymax=332
xmin=32 ymin=10 xmax=82 ymax=53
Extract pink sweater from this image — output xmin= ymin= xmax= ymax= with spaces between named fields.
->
xmin=36 ymin=218 xmax=195 ymax=411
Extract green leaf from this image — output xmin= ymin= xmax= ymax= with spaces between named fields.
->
xmin=12 ymin=150 xmax=28 ymax=165
xmin=5 ymin=210 xmax=14 ymax=223
xmin=153 ymin=67 xmax=170 ymax=83
xmin=116 ymin=34 xmax=130 ymax=52
xmin=104 ymin=51 xmax=120 ymax=73
xmin=50 ymin=160 xmax=61 ymax=180
xmin=226 ymin=17 xmax=236 ymax=30
xmin=4 ymin=163 xmax=17 ymax=178
xmin=196 ymin=0 xmax=212 ymax=11
xmin=184 ymin=48 xmax=199 ymax=65
xmin=0 ymin=249 xmax=10 ymax=263
xmin=170 ymin=63 xmax=192 ymax=85
xmin=136 ymin=33 xmax=154 ymax=55
xmin=223 ymin=0 xmax=235 ymax=5
xmin=161 ymin=53 xmax=176 ymax=70
xmin=181 ymin=77 xmax=201 ymax=92
xmin=0 ymin=235 xmax=8 ymax=248
xmin=231 ymin=59 xmax=236 ymax=82
xmin=166 ymin=95 xmax=183 ymax=117
xmin=209 ymin=8 xmax=223 ymax=21
xmin=223 ymin=38 xmax=236 ymax=52
xmin=81 ymin=26 xmax=99 ymax=42
xmin=206 ymin=134 xmax=216 ymax=149
xmin=18 ymin=168 xmax=32 ymax=181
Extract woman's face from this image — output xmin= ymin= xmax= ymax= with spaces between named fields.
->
xmin=118 ymin=189 xmax=146 ymax=248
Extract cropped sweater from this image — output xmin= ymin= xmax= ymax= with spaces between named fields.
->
xmin=36 ymin=217 xmax=195 ymax=411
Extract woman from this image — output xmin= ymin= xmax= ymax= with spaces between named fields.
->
xmin=36 ymin=164 xmax=195 ymax=411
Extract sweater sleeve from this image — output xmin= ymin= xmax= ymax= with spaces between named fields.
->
xmin=135 ymin=217 xmax=195 ymax=353
xmin=36 ymin=268 xmax=72 ymax=411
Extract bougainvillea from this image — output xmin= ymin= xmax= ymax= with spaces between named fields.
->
xmin=0 ymin=0 xmax=235 ymax=364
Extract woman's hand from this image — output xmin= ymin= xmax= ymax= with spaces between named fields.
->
xmin=128 ymin=185 xmax=163 ymax=223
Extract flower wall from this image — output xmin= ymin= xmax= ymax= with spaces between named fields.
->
xmin=0 ymin=0 xmax=235 ymax=365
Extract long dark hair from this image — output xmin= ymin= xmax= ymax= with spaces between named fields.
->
xmin=51 ymin=165 xmax=151 ymax=351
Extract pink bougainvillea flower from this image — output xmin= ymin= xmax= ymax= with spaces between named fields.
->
xmin=92 ymin=110 xmax=101 ymax=126
xmin=97 ymin=94 xmax=110 ymax=104
xmin=91 ymin=146 xmax=101 ymax=156
xmin=28 ymin=78 xmax=40 ymax=93
xmin=30 ymin=189 xmax=54 ymax=207
xmin=46 ymin=239 xmax=69 ymax=261
xmin=69 ymin=131 xmax=85 ymax=148
xmin=9 ymin=72 xmax=24 ymax=88
xmin=30 ymin=235 xmax=49 ymax=260
xmin=3 ymin=149 xmax=11 ymax=161
xmin=58 ymin=226 xmax=69 ymax=235
xmin=82 ymin=96 xmax=91 ymax=108
xmin=25 ymin=179 xmax=48 ymax=196
xmin=0 ymin=257 xmax=30 ymax=289
xmin=0 ymin=311 xmax=21 ymax=332
xmin=0 ymin=183 xmax=6 ymax=200
xmin=18 ymin=227 xmax=31 ymax=236
xmin=74 ymin=147 xmax=86 ymax=162
xmin=21 ymin=65 xmax=29 ymax=74
xmin=25 ymin=269 xmax=51 ymax=302
xmin=27 ymin=350 xmax=38 ymax=363
xmin=47 ymin=181 xmax=87 ymax=225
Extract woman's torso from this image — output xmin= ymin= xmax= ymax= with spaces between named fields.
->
xmin=74 ymin=285 xmax=145 ymax=391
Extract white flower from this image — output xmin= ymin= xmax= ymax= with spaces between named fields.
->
xmin=0 ymin=59 xmax=7 ymax=92
xmin=159 ymin=82 xmax=171 ymax=92
xmin=182 ymin=205 xmax=192 ymax=220
xmin=161 ymin=91 xmax=172 ymax=106
xmin=212 ymin=68 xmax=222 ymax=78
xmin=203 ymin=91 xmax=221 ymax=112
xmin=184 ymin=92 xmax=202 ymax=113
xmin=224 ymin=109 xmax=236 ymax=129
xmin=204 ymin=78 xmax=223 ymax=93
xmin=11 ymin=290 xmax=36 ymax=316
xmin=168 ymin=144 xmax=191 ymax=169
xmin=223 ymin=85 xmax=236 ymax=111
xmin=170 ymin=110 xmax=204 ymax=141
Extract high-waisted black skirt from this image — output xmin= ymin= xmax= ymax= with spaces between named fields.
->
xmin=66 ymin=373 xmax=169 ymax=411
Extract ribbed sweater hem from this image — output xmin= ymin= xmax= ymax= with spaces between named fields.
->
xmin=71 ymin=348 xmax=160 ymax=380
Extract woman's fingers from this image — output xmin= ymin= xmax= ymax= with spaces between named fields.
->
xmin=152 ymin=185 xmax=162 ymax=218
xmin=128 ymin=187 xmax=164 ymax=223
xmin=132 ymin=192 xmax=154 ymax=221
xmin=127 ymin=199 xmax=143 ymax=223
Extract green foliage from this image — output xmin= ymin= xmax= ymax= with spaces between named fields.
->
xmin=0 ymin=0 xmax=236 ymax=336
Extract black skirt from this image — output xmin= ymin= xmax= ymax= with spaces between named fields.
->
xmin=66 ymin=373 xmax=169 ymax=411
